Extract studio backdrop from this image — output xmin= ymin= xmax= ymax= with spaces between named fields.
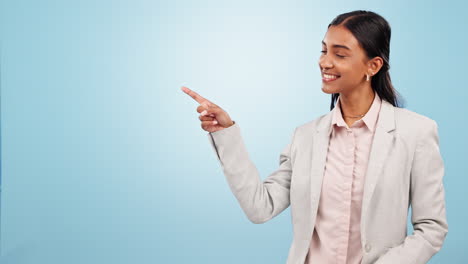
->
xmin=0 ymin=0 xmax=466 ymax=263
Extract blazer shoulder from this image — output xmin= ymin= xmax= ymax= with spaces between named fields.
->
xmin=393 ymin=107 xmax=439 ymax=145
xmin=394 ymin=107 xmax=438 ymax=129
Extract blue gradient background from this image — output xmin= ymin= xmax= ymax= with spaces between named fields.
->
xmin=1 ymin=0 xmax=466 ymax=263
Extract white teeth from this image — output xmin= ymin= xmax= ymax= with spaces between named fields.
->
xmin=324 ymin=74 xmax=339 ymax=79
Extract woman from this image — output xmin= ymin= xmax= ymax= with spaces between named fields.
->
xmin=181 ymin=10 xmax=448 ymax=264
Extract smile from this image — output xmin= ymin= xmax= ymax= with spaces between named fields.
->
xmin=322 ymin=73 xmax=340 ymax=82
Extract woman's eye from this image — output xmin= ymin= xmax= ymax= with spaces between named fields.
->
xmin=320 ymin=51 xmax=345 ymax=58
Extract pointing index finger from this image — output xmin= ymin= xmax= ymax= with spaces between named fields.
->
xmin=181 ymin=86 xmax=212 ymax=105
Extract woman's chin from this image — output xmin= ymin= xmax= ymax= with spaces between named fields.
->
xmin=321 ymin=85 xmax=338 ymax=94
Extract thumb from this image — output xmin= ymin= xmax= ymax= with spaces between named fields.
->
xmin=201 ymin=105 xmax=219 ymax=117
xmin=201 ymin=101 xmax=214 ymax=109
xmin=201 ymin=101 xmax=216 ymax=116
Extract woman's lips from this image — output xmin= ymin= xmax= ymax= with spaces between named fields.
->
xmin=322 ymin=73 xmax=340 ymax=82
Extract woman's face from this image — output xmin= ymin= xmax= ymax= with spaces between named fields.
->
xmin=318 ymin=25 xmax=371 ymax=95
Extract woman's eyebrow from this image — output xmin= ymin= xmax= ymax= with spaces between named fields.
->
xmin=322 ymin=40 xmax=351 ymax=50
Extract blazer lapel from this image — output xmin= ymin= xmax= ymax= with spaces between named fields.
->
xmin=309 ymin=111 xmax=333 ymax=217
xmin=360 ymin=99 xmax=395 ymax=233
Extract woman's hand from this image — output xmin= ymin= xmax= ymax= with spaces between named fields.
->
xmin=181 ymin=86 xmax=235 ymax=133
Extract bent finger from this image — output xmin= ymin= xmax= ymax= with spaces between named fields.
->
xmin=199 ymin=115 xmax=215 ymax=121
xmin=201 ymin=120 xmax=218 ymax=129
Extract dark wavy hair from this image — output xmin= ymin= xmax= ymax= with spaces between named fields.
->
xmin=328 ymin=10 xmax=405 ymax=110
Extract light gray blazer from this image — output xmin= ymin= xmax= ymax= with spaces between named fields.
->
xmin=207 ymin=99 xmax=448 ymax=264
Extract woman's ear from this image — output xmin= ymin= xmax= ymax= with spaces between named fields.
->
xmin=368 ymin=56 xmax=384 ymax=75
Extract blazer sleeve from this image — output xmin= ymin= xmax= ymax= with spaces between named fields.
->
xmin=375 ymin=120 xmax=448 ymax=264
xmin=207 ymin=121 xmax=297 ymax=224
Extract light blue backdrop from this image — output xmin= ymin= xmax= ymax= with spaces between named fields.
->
xmin=1 ymin=0 xmax=466 ymax=263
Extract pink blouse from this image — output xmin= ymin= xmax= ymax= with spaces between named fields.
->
xmin=305 ymin=92 xmax=382 ymax=264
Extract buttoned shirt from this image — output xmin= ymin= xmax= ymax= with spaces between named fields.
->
xmin=305 ymin=92 xmax=382 ymax=264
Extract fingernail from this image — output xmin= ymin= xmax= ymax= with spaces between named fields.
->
xmin=212 ymin=120 xmax=218 ymax=125
xmin=201 ymin=110 xmax=207 ymax=116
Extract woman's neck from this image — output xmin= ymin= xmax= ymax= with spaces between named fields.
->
xmin=339 ymin=88 xmax=375 ymax=127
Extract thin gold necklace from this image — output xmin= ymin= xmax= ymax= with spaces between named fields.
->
xmin=339 ymin=96 xmax=368 ymax=118
xmin=343 ymin=114 xmax=365 ymax=118
xmin=340 ymin=105 xmax=365 ymax=118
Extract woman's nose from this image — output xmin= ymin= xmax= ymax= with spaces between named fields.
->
xmin=318 ymin=55 xmax=333 ymax=71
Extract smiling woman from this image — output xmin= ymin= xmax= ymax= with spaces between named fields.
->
xmin=321 ymin=11 xmax=401 ymax=114
xmin=185 ymin=9 xmax=448 ymax=264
